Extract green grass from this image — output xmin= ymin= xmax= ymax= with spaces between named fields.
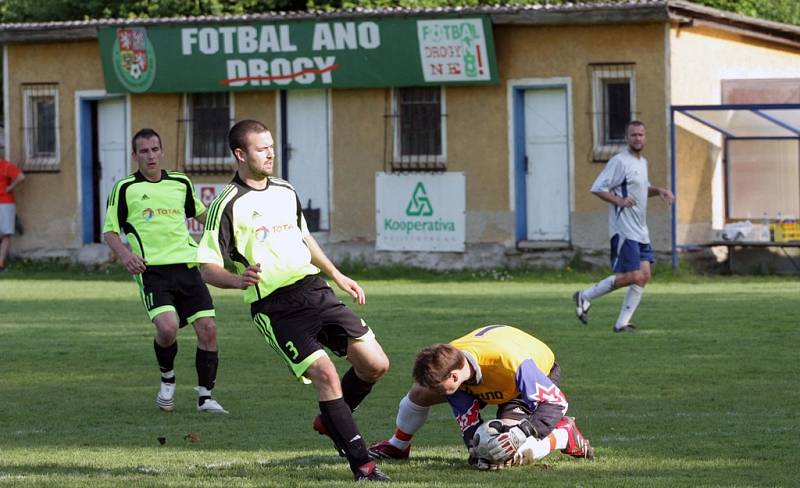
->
xmin=1 ymin=268 xmax=798 ymax=487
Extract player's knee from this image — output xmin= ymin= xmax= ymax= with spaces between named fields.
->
xmin=194 ymin=317 xmax=217 ymax=342
xmin=361 ymin=354 xmax=390 ymax=383
xmin=154 ymin=321 xmax=178 ymax=343
xmin=308 ymin=358 xmax=341 ymax=387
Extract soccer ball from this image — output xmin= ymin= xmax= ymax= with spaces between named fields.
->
xmin=471 ymin=420 xmax=505 ymax=462
xmin=129 ymin=62 xmax=142 ymax=80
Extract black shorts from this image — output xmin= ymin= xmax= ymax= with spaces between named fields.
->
xmin=250 ymin=275 xmax=373 ymax=381
xmin=495 ymin=362 xmax=563 ymax=435
xmin=135 ymin=263 xmax=215 ymax=326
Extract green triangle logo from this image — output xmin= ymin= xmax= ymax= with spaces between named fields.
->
xmin=405 ymin=182 xmax=433 ymax=217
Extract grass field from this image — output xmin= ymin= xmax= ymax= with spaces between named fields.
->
xmin=1 ymin=267 xmax=798 ymax=487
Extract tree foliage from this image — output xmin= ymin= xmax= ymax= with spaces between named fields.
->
xmin=0 ymin=0 xmax=797 ymax=26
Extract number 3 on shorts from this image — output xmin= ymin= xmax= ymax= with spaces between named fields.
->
xmin=285 ymin=341 xmax=299 ymax=360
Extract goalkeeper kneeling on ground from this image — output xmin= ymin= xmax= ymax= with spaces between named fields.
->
xmin=368 ymin=325 xmax=594 ymax=469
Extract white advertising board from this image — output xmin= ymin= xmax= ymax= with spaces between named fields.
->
xmin=376 ymin=172 xmax=465 ymax=252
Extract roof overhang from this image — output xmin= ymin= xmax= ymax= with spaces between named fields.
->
xmin=0 ymin=1 xmax=797 ymax=48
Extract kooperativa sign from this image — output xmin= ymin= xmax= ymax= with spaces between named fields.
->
xmin=99 ymin=16 xmax=497 ymax=93
xmin=376 ymin=172 xmax=465 ymax=252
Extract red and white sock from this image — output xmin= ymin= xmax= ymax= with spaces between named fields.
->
xmin=389 ymin=394 xmax=430 ymax=449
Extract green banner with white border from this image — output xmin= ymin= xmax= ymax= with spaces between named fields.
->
xmin=98 ymin=16 xmax=497 ymax=93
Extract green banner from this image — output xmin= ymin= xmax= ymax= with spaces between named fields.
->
xmin=98 ymin=16 xmax=497 ymax=93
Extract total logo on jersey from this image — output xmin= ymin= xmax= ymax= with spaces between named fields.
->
xmin=142 ymin=207 xmax=183 ymax=222
xmin=254 ymin=223 xmax=298 ymax=241
xmin=255 ymin=226 xmax=270 ymax=242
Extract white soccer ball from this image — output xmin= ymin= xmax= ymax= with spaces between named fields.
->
xmin=471 ymin=420 xmax=505 ymax=462
xmin=129 ymin=62 xmax=142 ymax=80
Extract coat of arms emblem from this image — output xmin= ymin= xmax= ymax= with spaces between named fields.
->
xmin=112 ymin=27 xmax=156 ymax=92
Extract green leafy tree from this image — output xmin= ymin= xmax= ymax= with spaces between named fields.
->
xmin=690 ymin=0 xmax=799 ymax=25
xmin=0 ymin=0 xmax=797 ymax=25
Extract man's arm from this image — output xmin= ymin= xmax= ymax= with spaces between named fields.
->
xmin=200 ymin=262 xmax=260 ymax=290
xmin=305 ymin=233 xmax=365 ymax=305
xmin=193 ymin=211 xmax=207 ymax=226
xmin=104 ymin=231 xmax=146 ymax=275
xmin=590 ymin=158 xmax=635 ymax=207
xmin=6 ymin=172 xmax=24 ymax=193
xmin=592 ymin=190 xmax=636 ymax=208
xmin=648 ymin=185 xmax=674 ymax=204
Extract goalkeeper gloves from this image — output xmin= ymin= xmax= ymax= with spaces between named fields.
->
xmin=486 ymin=425 xmax=529 ymax=463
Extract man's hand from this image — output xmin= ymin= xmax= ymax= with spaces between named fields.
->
xmin=657 ymin=188 xmax=675 ymax=205
xmin=486 ymin=426 xmax=529 ymax=463
xmin=332 ymin=272 xmax=365 ymax=305
xmin=239 ymin=263 xmax=261 ymax=289
xmin=122 ymin=253 xmax=146 ymax=275
xmin=617 ymin=195 xmax=637 ymax=208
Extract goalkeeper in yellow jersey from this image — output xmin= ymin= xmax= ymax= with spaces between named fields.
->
xmin=369 ymin=325 xmax=593 ymax=468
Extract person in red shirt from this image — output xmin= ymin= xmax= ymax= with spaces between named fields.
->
xmin=0 ymin=159 xmax=24 ymax=270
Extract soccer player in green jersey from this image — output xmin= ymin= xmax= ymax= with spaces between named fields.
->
xmin=198 ymin=120 xmax=390 ymax=482
xmin=104 ymin=128 xmax=227 ymax=414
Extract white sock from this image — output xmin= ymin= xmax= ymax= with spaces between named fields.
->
xmin=196 ymin=386 xmax=212 ymax=397
xmin=516 ymin=429 xmax=569 ymax=463
xmin=390 ymin=394 xmax=430 ymax=449
xmin=582 ymin=275 xmax=616 ymax=301
xmin=161 ymin=370 xmax=175 ymax=380
xmin=552 ymin=427 xmax=568 ymax=450
xmin=615 ymin=284 xmax=644 ymax=329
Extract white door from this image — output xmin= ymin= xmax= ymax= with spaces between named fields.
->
xmin=286 ymin=90 xmax=330 ymax=231
xmin=524 ymin=88 xmax=570 ymax=241
xmin=97 ymin=98 xmax=128 ymax=230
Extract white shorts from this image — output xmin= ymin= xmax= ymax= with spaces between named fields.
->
xmin=0 ymin=204 xmax=15 ymax=236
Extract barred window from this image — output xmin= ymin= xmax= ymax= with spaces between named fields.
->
xmin=22 ymin=83 xmax=60 ymax=172
xmin=181 ymin=92 xmax=234 ymax=173
xmin=386 ymin=87 xmax=447 ymax=172
xmin=590 ymin=63 xmax=636 ymax=161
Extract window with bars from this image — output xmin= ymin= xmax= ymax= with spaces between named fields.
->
xmin=181 ymin=92 xmax=234 ymax=173
xmin=22 ymin=83 xmax=60 ymax=171
xmin=386 ymin=87 xmax=447 ymax=172
xmin=590 ymin=63 xmax=636 ymax=161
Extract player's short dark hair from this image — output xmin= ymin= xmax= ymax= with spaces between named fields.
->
xmin=626 ymin=120 xmax=646 ymax=133
xmin=132 ymin=128 xmax=162 ymax=152
xmin=413 ymin=344 xmax=465 ymax=388
xmin=228 ymin=119 xmax=270 ymax=157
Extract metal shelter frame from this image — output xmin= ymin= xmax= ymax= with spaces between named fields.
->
xmin=669 ymin=103 xmax=800 ymax=270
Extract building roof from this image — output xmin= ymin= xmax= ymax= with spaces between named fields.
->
xmin=0 ymin=0 xmax=798 ymax=47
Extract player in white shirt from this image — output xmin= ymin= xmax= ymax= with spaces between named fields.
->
xmin=574 ymin=121 xmax=674 ymax=332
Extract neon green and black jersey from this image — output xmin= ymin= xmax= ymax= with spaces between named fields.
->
xmin=103 ymin=170 xmax=205 ymax=265
xmin=198 ymin=173 xmax=319 ymax=303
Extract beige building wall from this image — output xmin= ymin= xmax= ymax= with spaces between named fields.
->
xmin=322 ymin=23 xmax=669 ymax=249
xmin=495 ymin=23 xmax=669 ymax=250
xmin=6 ymin=40 xmax=105 ymax=251
xmin=9 ymin=18 xmax=797 ymax=263
xmin=329 ymin=88 xmax=385 ymax=242
xmin=670 ymin=26 xmax=800 ymax=244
